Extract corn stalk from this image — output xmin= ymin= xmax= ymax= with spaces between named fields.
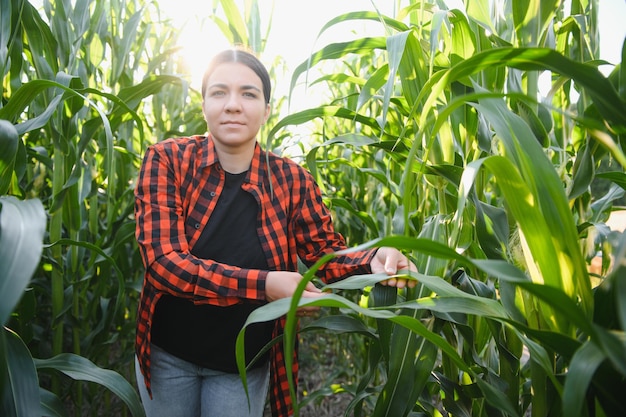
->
xmin=239 ymin=0 xmax=626 ymax=416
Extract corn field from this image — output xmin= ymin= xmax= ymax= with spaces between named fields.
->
xmin=1 ymin=0 xmax=625 ymax=416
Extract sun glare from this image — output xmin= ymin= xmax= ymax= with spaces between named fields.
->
xmin=151 ymin=3 xmax=229 ymax=93
xmin=156 ymin=0 xmax=398 ymax=110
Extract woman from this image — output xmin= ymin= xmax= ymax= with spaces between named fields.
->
xmin=134 ymin=48 xmax=416 ymax=417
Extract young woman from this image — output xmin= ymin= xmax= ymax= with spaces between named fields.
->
xmin=134 ymin=48 xmax=416 ymax=417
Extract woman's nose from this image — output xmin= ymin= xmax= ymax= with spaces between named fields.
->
xmin=224 ymin=95 xmax=241 ymax=112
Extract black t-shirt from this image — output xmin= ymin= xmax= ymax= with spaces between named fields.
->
xmin=151 ymin=170 xmax=274 ymax=373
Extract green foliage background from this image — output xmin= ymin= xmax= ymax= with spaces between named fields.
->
xmin=1 ymin=0 xmax=625 ymax=416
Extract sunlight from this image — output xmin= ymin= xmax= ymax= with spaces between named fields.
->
xmin=157 ymin=0 xmax=625 ymax=109
xmin=157 ymin=0 xmax=397 ymax=110
xmin=149 ymin=2 xmax=228 ymax=92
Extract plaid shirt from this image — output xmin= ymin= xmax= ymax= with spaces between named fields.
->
xmin=134 ymin=135 xmax=374 ymax=416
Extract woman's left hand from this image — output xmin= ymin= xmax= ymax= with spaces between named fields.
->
xmin=370 ymin=247 xmax=417 ymax=289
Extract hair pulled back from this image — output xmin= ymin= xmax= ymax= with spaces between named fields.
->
xmin=201 ymin=48 xmax=271 ymax=104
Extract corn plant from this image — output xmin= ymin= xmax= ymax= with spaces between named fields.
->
xmin=1 ymin=0 xmax=292 ymax=414
xmin=238 ymin=0 xmax=626 ymax=416
xmin=0 ymin=0 xmax=205 ymax=414
xmin=3 ymin=0 xmax=626 ymax=416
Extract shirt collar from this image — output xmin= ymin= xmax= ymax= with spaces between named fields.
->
xmin=247 ymin=141 xmax=266 ymax=187
xmin=200 ymin=134 xmax=220 ymax=168
xmin=202 ymin=134 xmax=266 ymax=187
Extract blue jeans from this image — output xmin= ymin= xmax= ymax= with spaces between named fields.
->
xmin=135 ymin=345 xmax=270 ymax=417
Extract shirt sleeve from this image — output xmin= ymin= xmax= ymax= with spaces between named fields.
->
xmin=292 ymin=169 xmax=374 ymax=283
xmin=134 ymin=144 xmax=267 ymax=305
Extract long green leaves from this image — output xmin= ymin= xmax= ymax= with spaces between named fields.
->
xmin=1 ymin=0 xmax=197 ymax=414
xmin=3 ymin=0 xmax=625 ymax=415
xmin=34 ymin=354 xmax=145 ymax=417
xmin=0 ymin=196 xmax=45 ymax=326
xmin=2 ymin=328 xmax=42 ymax=417
xmin=257 ymin=0 xmax=625 ymax=416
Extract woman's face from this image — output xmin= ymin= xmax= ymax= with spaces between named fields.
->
xmin=202 ymin=62 xmax=270 ymax=152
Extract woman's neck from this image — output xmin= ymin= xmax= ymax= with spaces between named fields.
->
xmin=214 ymin=141 xmax=255 ymax=174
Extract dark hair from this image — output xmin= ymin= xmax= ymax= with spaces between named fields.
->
xmin=201 ymin=48 xmax=271 ymax=104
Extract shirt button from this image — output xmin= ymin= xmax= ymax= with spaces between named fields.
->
xmin=194 ymin=223 xmax=200 ymax=229
xmin=210 ymin=191 xmax=216 ymax=197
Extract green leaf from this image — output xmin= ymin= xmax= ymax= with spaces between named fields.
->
xmin=34 ymin=353 xmax=145 ymax=417
xmin=423 ymin=47 xmax=626 ymax=129
xmin=0 ymin=197 xmax=46 ymax=326
xmin=448 ymin=9 xmax=477 ymax=65
xmin=289 ymin=37 xmax=388 ymax=99
xmin=213 ymin=0 xmax=248 ymax=46
xmin=39 ymin=387 xmax=66 ymax=417
xmin=383 ymin=31 xmax=411 ymax=130
xmin=595 ymin=171 xmax=626 ymax=191
xmin=1 ymin=327 xmax=42 ymax=417
xmin=0 ymin=119 xmax=18 ymax=195
xmin=512 ymin=0 xmax=560 ymax=47
xmin=615 ymin=233 xmax=626 ymax=331
xmin=562 ymin=341 xmax=605 ymax=416
xmin=465 ymin=0 xmax=496 ymax=33
xmin=475 ymin=377 xmax=519 ymax=416
xmin=267 ymin=105 xmax=383 ymax=147
xmin=315 ymin=11 xmax=409 ymax=40
xmin=303 ymin=315 xmax=375 ymax=338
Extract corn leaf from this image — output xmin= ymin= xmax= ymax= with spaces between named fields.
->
xmin=34 ymin=353 xmax=145 ymax=417
xmin=1 ymin=327 xmax=42 ymax=417
xmin=0 ymin=197 xmax=45 ymax=326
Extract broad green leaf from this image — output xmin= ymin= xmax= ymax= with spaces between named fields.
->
xmin=21 ymin=0 xmax=58 ymax=78
xmin=302 ymin=315 xmax=375 ymax=338
xmin=595 ymin=171 xmax=626 ymax=191
xmin=475 ymin=377 xmax=519 ymax=416
xmin=473 ymin=97 xmax=593 ymax=317
xmin=369 ymin=284 xmax=398 ymax=363
xmin=383 ymin=31 xmax=411 ymax=130
xmin=111 ymin=8 xmax=143 ymax=82
xmin=237 ymin=290 xmax=473 ymax=414
xmin=34 ymin=353 xmax=145 ymax=417
xmin=474 ymin=200 xmax=508 ymax=259
xmin=356 ymin=64 xmax=389 ymax=112
xmin=315 ymin=11 xmax=409 ymax=39
xmin=266 ymin=105 xmax=383 ymax=147
xmin=448 ymin=9 xmax=476 ymax=66
xmin=1 ymin=327 xmax=41 ymax=417
xmin=569 ymin=142 xmax=595 ymax=200
xmin=115 ymin=74 xmax=185 ymax=114
xmin=0 ymin=0 xmax=11 ymax=79
xmin=616 ymin=233 xmax=626 ymax=332
xmin=465 ymin=0 xmax=496 ymax=33
xmin=397 ymin=29 xmax=428 ymax=108
xmin=289 ymin=37 xmax=388 ymax=99
xmin=213 ymin=0 xmax=248 ymax=46
xmin=241 ymin=294 xmax=473 ymax=373
xmin=562 ymin=341 xmax=605 ymax=416
xmin=329 ymin=198 xmax=379 ymax=236
xmin=0 ymin=119 xmax=18 ymax=195
xmin=513 ymin=0 xmax=561 ymax=47
xmin=0 ymin=197 xmax=45 ymax=326
xmin=39 ymin=388 xmax=66 ymax=417
xmin=0 ymin=78 xmax=114 ymax=185
xmin=421 ymin=47 xmax=626 ymax=129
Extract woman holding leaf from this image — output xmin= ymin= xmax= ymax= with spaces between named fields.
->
xmin=133 ymin=47 xmax=416 ymax=417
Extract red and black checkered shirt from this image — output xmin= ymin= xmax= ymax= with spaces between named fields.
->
xmin=134 ymin=135 xmax=374 ymax=416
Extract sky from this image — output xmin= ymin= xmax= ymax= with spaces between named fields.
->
xmin=160 ymin=0 xmax=626 ymax=110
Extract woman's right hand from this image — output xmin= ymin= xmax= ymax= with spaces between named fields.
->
xmin=265 ymin=271 xmax=322 ymax=316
